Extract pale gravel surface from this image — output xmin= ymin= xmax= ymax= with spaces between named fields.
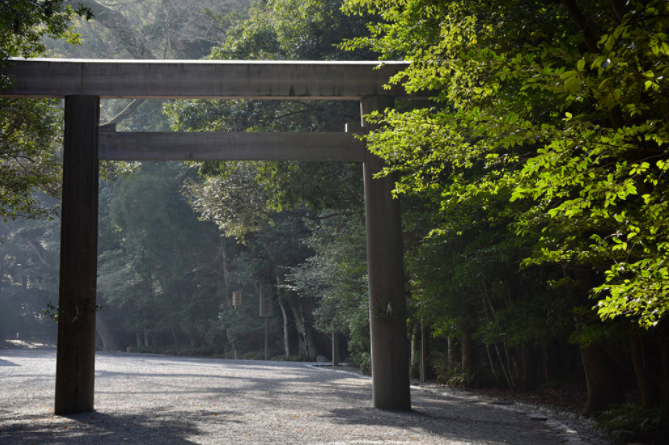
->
xmin=0 ymin=349 xmax=611 ymax=444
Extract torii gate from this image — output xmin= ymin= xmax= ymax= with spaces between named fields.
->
xmin=2 ymin=58 xmax=413 ymax=414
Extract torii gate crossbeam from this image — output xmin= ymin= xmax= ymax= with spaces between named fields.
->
xmin=2 ymin=59 xmax=412 ymax=414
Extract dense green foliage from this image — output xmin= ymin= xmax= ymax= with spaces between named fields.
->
xmin=343 ymin=0 xmax=669 ymax=327
xmin=0 ymin=1 xmax=90 ymax=73
xmin=0 ymin=1 xmax=90 ymax=220
xmin=0 ymin=99 xmax=62 ymax=220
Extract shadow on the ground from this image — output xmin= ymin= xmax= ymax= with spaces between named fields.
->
xmin=321 ymin=397 xmax=563 ymax=444
xmin=0 ymin=409 xmax=233 ymax=444
xmin=0 ymin=358 xmax=20 ymax=367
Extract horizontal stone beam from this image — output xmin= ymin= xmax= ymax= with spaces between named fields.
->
xmin=2 ymin=59 xmax=415 ymax=100
xmin=98 ymin=131 xmax=365 ymax=161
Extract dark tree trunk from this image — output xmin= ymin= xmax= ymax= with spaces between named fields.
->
xmin=631 ymin=331 xmax=652 ymax=410
xmin=278 ymin=301 xmax=291 ymax=356
xmin=662 ymin=327 xmax=669 ymax=418
xmin=287 ymin=293 xmax=311 ymax=358
xmin=542 ymin=346 xmax=551 ymax=383
xmin=462 ymin=333 xmax=474 ymax=374
xmin=494 ymin=342 xmax=516 ymax=392
xmin=581 ymin=344 xmax=626 ymax=415
xmin=410 ymin=322 xmax=420 ymax=378
xmin=220 ymin=241 xmax=231 ymax=306
xmin=564 ymin=266 xmax=626 ymax=416
xmin=96 ymin=311 xmax=120 ymax=352
xmin=420 ymin=319 xmax=429 ymax=381
xmin=448 ymin=336 xmax=457 ymax=373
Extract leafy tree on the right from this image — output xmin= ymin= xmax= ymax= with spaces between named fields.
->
xmin=342 ymin=0 xmax=669 ymax=415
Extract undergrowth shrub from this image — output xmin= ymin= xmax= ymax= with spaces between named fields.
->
xmin=595 ymin=403 xmax=669 ymax=445
xmin=432 ymin=352 xmax=502 ymax=388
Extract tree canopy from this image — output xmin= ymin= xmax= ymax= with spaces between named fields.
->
xmin=342 ymin=0 xmax=669 ymax=327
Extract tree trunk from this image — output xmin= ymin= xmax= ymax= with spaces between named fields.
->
xmin=300 ymin=296 xmax=320 ymax=360
xmin=287 ymin=294 xmax=311 ymax=358
xmin=143 ymin=328 xmax=150 ymax=348
xmin=662 ymin=326 xmax=669 ymax=419
xmin=542 ymin=346 xmax=551 ymax=383
xmin=410 ymin=322 xmax=420 ymax=378
xmin=581 ymin=343 xmax=626 ymax=415
xmin=420 ymin=319 xmax=428 ymax=381
xmin=278 ymin=301 xmax=291 ymax=356
xmin=96 ymin=311 xmax=120 ymax=352
xmin=189 ymin=334 xmax=199 ymax=347
xmin=305 ymin=325 xmax=319 ymax=360
xmin=485 ymin=344 xmax=496 ymax=376
xmin=506 ymin=343 xmax=521 ymax=391
xmin=448 ymin=336 xmax=456 ymax=373
xmin=564 ymin=265 xmax=626 ymax=416
xmin=462 ymin=333 xmax=474 ymax=374
xmin=220 ymin=241 xmax=231 ymax=306
xmin=631 ymin=331 xmax=652 ymax=410
xmin=494 ymin=343 xmax=516 ymax=392
xmin=521 ymin=344 xmax=534 ymax=391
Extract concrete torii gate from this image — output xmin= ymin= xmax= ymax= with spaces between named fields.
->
xmin=2 ymin=58 xmax=413 ymax=414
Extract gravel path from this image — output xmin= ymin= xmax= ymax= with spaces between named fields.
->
xmin=0 ymin=350 xmax=610 ymax=444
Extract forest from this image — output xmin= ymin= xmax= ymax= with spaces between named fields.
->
xmin=1 ymin=1 xmax=669 ymax=442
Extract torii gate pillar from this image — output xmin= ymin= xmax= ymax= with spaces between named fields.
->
xmin=361 ymin=96 xmax=411 ymax=410
xmin=55 ymin=95 xmax=100 ymax=414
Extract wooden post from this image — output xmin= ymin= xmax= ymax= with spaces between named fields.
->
xmin=361 ymin=96 xmax=411 ymax=410
xmin=55 ymin=95 xmax=100 ymax=414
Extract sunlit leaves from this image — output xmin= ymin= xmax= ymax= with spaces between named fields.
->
xmin=0 ymin=99 xmax=62 ymax=221
xmin=0 ymin=0 xmax=91 ymax=87
xmin=342 ymin=0 xmax=669 ymax=327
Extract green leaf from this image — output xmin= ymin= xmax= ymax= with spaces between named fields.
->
xmin=565 ymin=76 xmax=581 ymax=93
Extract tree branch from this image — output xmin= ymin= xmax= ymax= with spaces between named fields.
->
xmin=105 ymin=99 xmax=145 ymax=125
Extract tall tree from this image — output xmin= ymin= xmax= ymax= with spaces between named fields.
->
xmin=341 ymin=0 xmax=669 ymax=414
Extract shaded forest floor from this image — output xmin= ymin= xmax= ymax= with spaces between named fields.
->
xmin=455 ymin=384 xmax=640 ymax=418
xmin=466 ymin=385 xmax=591 ymax=415
xmin=474 ymin=386 xmax=643 ymax=417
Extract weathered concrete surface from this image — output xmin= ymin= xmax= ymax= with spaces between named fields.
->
xmin=99 ymin=132 xmax=365 ymax=161
xmin=0 ymin=350 xmax=608 ymax=444
xmin=2 ymin=59 xmax=412 ymax=100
